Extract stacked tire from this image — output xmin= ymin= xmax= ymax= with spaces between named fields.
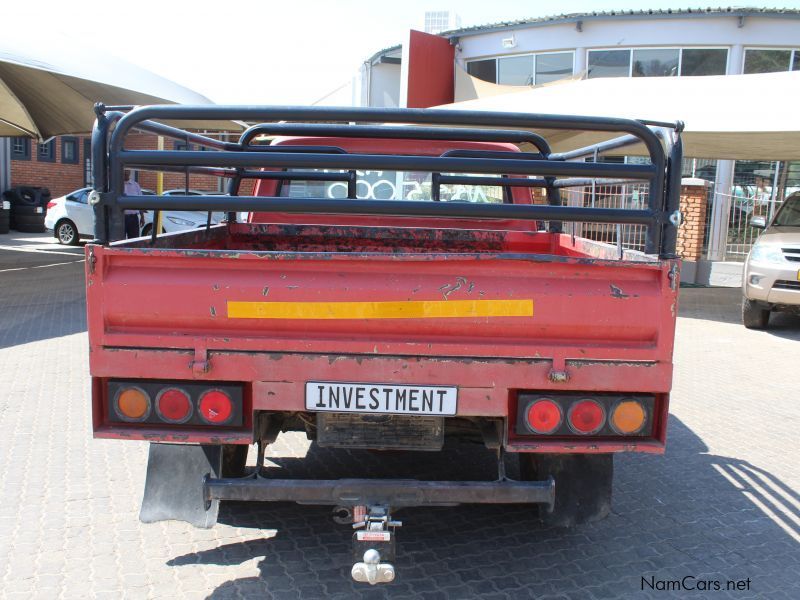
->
xmin=4 ymin=187 xmax=51 ymax=233
xmin=0 ymin=193 xmax=10 ymax=234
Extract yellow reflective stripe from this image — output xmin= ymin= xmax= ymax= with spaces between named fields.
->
xmin=227 ymin=299 xmax=533 ymax=320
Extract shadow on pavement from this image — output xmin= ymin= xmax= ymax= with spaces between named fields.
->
xmin=0 ymin=257 xmax=86 ymax=350
xmin=167 ymin=416 xmax=799 ymax=599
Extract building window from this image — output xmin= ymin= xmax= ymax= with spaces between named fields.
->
xmin=174 ymin=141 xmax=193 ymax=151
xmin=590 ymin=47 xmax=728 ymax=78
xmin=588 ymin=49 xmax=632 ymax=78
xmin=632 ymin=48 xmax=679 ymax=77
xmin=37 ymin=139 xmax=56 ymax=162
xmin=467 ymin=59 xmax=496 ymax=83
xmin=743 ymin=48 xmax=796 ymax=73
xmin=681 ymin=48 xmax=728 ymax=76
xmin=469 ymin=51 xmax=574 ymax=86
xmin=497 ymin=55 xmax=533 ymax=85
xmin=61 ymin=137 xmax=79 ymax=164
xmin=11 ymin=137 xmax=31 ymax=160
xmin=84 ymin=139 xmax=93 ymax=186
xmin=535 ymin=52 xmax=574 ymax=84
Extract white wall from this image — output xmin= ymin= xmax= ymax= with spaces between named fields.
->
xmin=455 ymin=15 xmax=800 ymax=73
xmin=370 ymin=63 xmax=402 ymax=108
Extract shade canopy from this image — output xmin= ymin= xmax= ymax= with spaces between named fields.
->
xmin=0 ymin=33 xmax=235 ymax=139
xmin=438 ymin=71 xmax=800 ymax=160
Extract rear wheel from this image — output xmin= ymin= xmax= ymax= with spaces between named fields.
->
xmin=55 ymin=220 xmax=79 ymax=245
xmin=519 ymin=453 xmax=613 ymax=527
xmin=742 ymin=298 xmax=770 ymax=329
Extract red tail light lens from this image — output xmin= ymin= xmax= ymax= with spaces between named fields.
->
xmin=46 ymin=201 xmax=57 ymax=210
xmin=525 ymin=399 xmax=562 ymax=434
xmin=199 ymin=390 xmax=233 ymax=424
xmin=568 ymin=400 xmax=605 ymax=434
xmin=156 ymin=388 xmax=192 ymax=423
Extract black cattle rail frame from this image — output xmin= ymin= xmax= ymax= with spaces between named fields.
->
xmin=90 ymin=104 xmax=683 ymax=258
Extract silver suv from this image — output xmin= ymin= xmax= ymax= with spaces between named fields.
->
xmin=742 ymin=192 xmax=800 ymax=328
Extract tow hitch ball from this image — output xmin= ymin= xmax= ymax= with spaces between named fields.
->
xmin=335 ymin=505 xmax=400 ymax=585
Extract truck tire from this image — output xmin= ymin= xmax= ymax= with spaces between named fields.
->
xmin=742 ymin=298 xmax=770 ymax=329
xmin=519 ymin=453 xmax=613 ymax=527
xmin=221 ymin=444 xmax=249 ymax=477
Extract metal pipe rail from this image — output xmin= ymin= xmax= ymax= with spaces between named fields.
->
xmin=117 ymin=194 xmax=658 ymax=225
xmin=92 ymin=104 xmax=681 ymax=257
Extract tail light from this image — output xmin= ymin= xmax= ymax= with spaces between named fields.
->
xmin=199 ymin=390 xmax=233 ymax=424
xmin=107 ymin=380 xmax=243 ymax=427
xmin=525 ymin=399 xmax=562 ymax=434
xmin=568 ymin=400 xmax=605 ymax=434
xmin=156 ymin=388 xmax=193 ymax=423
xmin=516 ymin=393 xmax=653 ymax=437
xmin=610 ymin=400 xmax=647 ymax=434
xmin=114 ymin=386 xmax=151 ymax=422
xmin=46 ymin=201 xmax=57 ymax=210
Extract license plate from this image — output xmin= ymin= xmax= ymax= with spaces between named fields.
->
xmin=306 ymin=382 xmax=457 ymax=416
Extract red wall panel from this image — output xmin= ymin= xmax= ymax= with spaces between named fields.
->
xmin=405 ymin=30 xmax=455 ymax=108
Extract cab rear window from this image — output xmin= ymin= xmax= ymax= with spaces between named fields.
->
xmin=279 ymin=169 xmax=505 ymax=204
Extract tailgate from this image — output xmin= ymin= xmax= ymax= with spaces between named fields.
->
xmin=86 ymin=235 xmax=676 ymax=362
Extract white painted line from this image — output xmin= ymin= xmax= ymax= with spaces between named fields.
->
xmin=0 ymin=244 xmax=85 ymax=257
xmin=0 ymin=259 xmax=85 ymax=273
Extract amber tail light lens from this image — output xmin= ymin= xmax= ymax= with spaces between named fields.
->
xmin=114 ymin=387 xmax=151 ymax=422
xmin=610 ymin=400 xmax=647 ymax=434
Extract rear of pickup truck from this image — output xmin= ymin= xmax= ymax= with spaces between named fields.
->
xmin=87 ymin=105 xmax=682 ymax=583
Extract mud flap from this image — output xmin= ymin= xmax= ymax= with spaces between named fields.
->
xmin=139 ymin=443 xmax=222 ymax=528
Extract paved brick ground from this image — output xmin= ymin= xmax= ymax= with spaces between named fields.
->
xmin=0 ymin=235 xmax=798 ymax=599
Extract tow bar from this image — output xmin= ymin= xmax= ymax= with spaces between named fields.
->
xmin=202 ymin=445 xmax=555 ymax=584
xmin=346 ymin=505 xmax=400 ymax=584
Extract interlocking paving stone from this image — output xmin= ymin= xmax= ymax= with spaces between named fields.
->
xmin=0 ymin=241 xmax=798 ymax=598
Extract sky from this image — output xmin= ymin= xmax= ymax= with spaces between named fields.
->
xmin=6 ymin=1 xmax=800 ymax=105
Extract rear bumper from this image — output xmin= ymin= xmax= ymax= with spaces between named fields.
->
xmin=204 ymin=475 xmax=556 ymax=509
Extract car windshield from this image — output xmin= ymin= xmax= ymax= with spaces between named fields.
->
xmin=772 ymin=196 xmax=800 ymax=227
xmin=279 ymin=169 xmax=505 ymax=204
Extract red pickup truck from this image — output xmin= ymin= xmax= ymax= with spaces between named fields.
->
xmin=87 ymin=105 xmax=682 ymax=584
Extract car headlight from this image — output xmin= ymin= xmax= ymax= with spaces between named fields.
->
xmin=749 ymin=243 xmax=784 ymax=265
xmin=166 ymin=216 xmax=196 ymax=227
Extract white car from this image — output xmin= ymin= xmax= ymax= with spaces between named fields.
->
xmin=141 ymin=189 xmax=226 ymax=235
xmin=44 ymin=187 xmax=95 ymax=245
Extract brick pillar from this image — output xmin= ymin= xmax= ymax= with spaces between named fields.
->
xmin=676 ymin=178 xmax=710 ymax=261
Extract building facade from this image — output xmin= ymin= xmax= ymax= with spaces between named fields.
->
xmin=6 ymin=131 xmax=241 ymax=200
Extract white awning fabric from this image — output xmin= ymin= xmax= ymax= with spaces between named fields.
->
xmin=0 ymin=32 xmax=236 ymax=139
xmin=438 ymin=71 xmax=800 ymax=160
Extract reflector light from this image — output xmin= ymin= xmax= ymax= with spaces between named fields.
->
xmin=199 ymin=390 xmax=233 ymax=424
xmin=568 ymin=400 xmax=605 ymax=434
xmin=611 ymin=400 xmax=646 ymax=434
xmin=525 ymin=399 xmax=562 ymax=434
xmin=156 ymin=388 xmax=192 ymax=423
xmin=115 ymin=387 xmax=150 ymax=421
